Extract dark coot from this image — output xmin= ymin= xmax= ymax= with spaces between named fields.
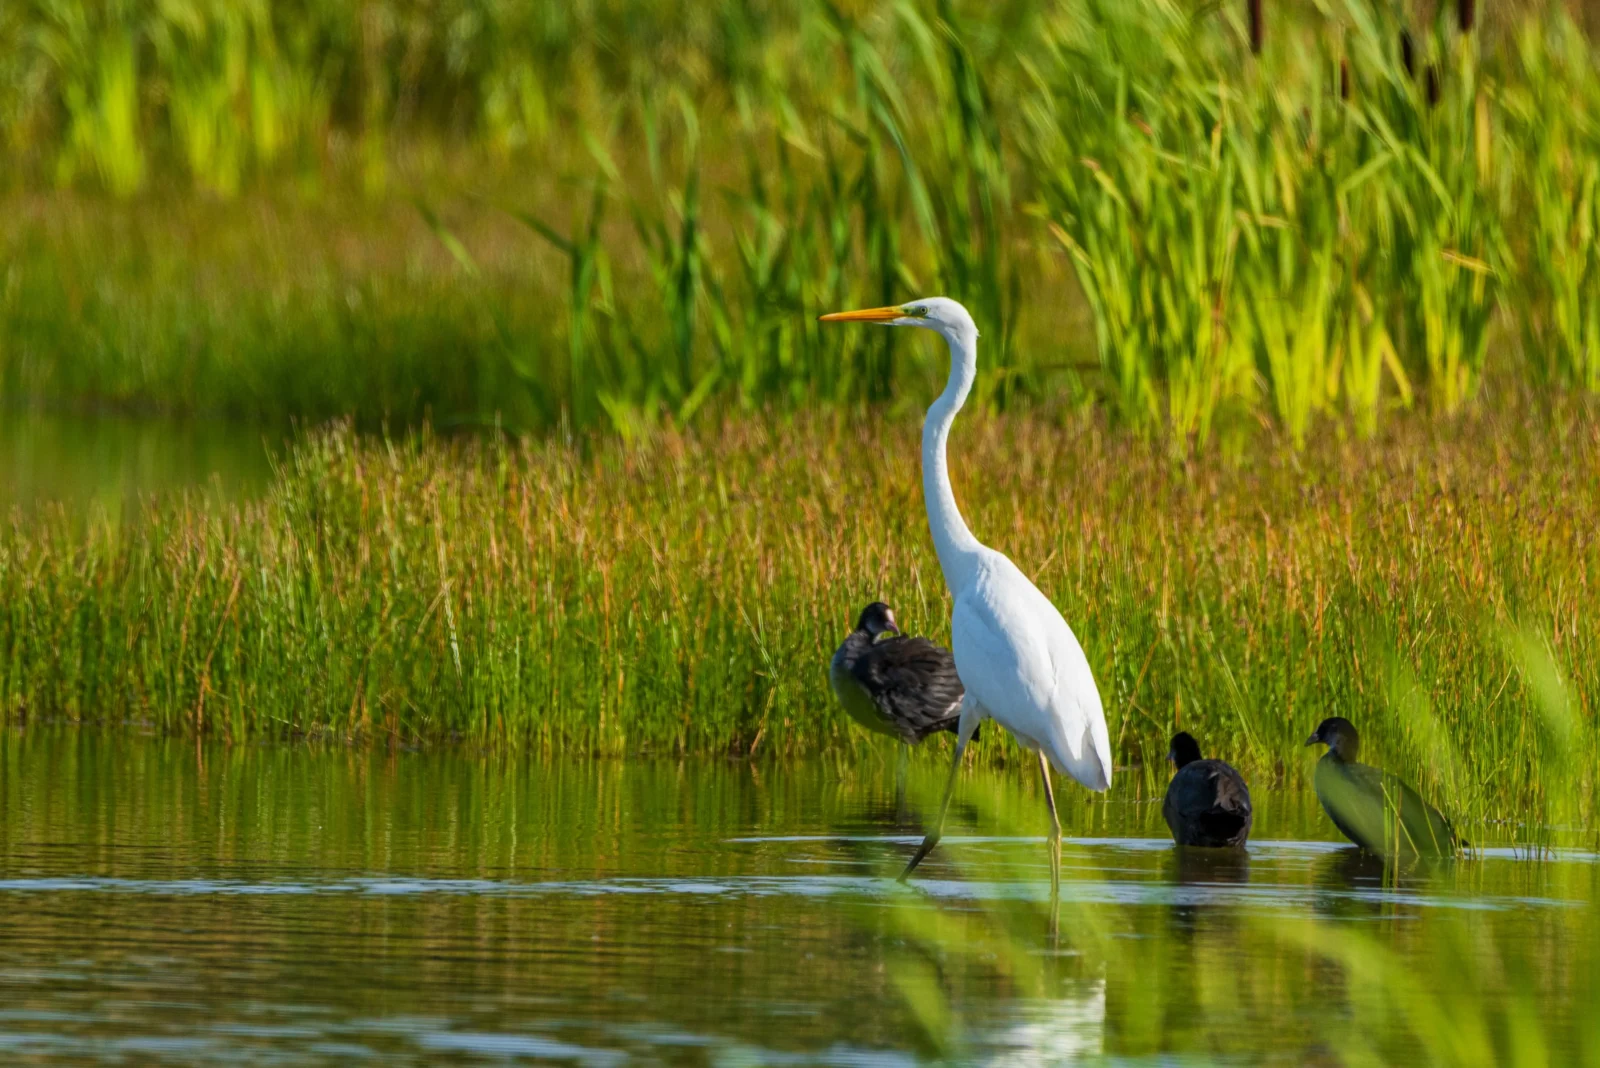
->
xmin=1306 ymin=717 xmax=1460 ymax=858
xmin=829 ymin=602 xmax=972 ymax=745
xmin=1162 ymin=732 xmax=1253 ymax=848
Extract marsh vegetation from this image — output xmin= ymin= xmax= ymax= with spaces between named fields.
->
xmin=4 ymin=406 xmax=1594 ymax=852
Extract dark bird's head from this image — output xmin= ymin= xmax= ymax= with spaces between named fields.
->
xmin=1306 ymin=717 xmax=1360 ymax=761
xmin=1168 ymin=732 xmax=1203 ymax=770
xmin=856 ymin=602 xmax=900 ymax=639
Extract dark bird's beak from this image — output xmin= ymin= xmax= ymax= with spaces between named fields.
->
xmin=1166 ymin=748 xmax=1175 ymax=765
xmin=1304 ymin=732 xmax=1321 ymax=747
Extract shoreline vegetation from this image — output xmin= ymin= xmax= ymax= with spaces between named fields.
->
xmin=3 ymin=406 xmax=1595 ymax=839
xmin=2 ymin=1 xmax=1600 ymax=443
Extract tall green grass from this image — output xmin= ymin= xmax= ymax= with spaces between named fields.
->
xmin=1028 ymin=0 xmax=1511 ymax=444
xmin=3 ymin=1 xmax=1600 ymax=441
xmin=2 ymin=408 xmax=1595 ymax=835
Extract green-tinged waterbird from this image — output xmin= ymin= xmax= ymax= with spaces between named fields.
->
xmin=1305 ymin=717 xmax=1460 ymax=858
xmin=1162 ymin=732 xmax=1253 ymax=849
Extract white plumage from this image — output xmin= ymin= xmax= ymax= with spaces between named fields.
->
xmin=819 ymin=296 xmax=1111 ymax=887
xmin=951 ymin=554 xmax=1111 ymax=789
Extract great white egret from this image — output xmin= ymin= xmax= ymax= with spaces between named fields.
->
xmin=818 ymin=297 xmax=1112 ymax=890
xmin=1306 ymin=717 xmax=1460 ymax=858
xmin=1163 ymin=732 xmax=1253 ymax=849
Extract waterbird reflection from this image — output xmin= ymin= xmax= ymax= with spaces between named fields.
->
xmin=1162 ymin=846 xmax=1252 ymax=940
xmin=1307 ymin=847 xmax=1464 ymax=923
xmin=1167 ymin=845 xmax=1253 ymax=887
xmin=981 ymin=980 xmax=1107 ymax=1065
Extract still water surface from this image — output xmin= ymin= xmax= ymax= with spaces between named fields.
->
xmin=0 ymin=412 xmax=272 ymax=512
xmin=1 ymin=731 xmax=1597 ymax=1064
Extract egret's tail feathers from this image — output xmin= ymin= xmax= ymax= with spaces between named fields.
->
xmin=1087 ymin=705 xmax=1114 ymax=791
xmin=1045 ymin=722 xmax=1112 ymax=792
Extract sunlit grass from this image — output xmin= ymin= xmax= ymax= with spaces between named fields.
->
xmin=1 ymin=406 xmax=1594 ymax=839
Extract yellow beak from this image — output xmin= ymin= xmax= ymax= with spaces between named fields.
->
xmin=817 ymin=305 xmax=904 ymax=323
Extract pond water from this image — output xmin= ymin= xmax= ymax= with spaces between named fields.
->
xmin=0 ymin=412 xmax=273 ymax=513
xmin=1 ymin=731 xmax=1597 ymax=1064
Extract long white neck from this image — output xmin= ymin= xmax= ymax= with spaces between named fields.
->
xmin=922 ymin=323 xmax=984 ymax=591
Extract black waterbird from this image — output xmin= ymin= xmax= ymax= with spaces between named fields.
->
xmin=1162 ymin=732 xmax=1253 ymax=848
xmin=1306 ymin=717 xmax=1460 ymax=858
xmin=829 ymin=603 xmax=967 ymax=746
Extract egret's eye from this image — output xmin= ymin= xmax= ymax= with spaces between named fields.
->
xmin=902 ymin=305 xmax=929 ymax=319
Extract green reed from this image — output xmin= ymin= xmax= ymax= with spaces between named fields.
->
xmin=1504 ymin=14 xmax=1600 ymax=392
xmin=2 ymin=407 xmax=1595 ymax=834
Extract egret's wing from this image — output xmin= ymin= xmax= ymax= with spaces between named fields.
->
xmin=951 ymin=587 xmax=1048 ymax=718
xmin=951 ymin=557 xmax=1111 ymax=790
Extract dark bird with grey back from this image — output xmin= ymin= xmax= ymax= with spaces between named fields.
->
xmin=829 ymin=603 xmax=970 ymax=745
xmin=1162 ymin=732 xmax=1253 ymax=848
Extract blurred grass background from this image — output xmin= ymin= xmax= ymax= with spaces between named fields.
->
xmin=2 ymin=0 xmax=1598 ymax=442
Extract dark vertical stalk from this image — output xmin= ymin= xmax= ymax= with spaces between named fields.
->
xmin=1248 ymin=0 xmax=1263 ymax=54
xmin=1339 ymin=57 xmax=1351 ymax=101
xmin=1400 ymin=30 xmax=1415 ymax=77
xmin=1458 ymin=0 xmax=1476 ymax=33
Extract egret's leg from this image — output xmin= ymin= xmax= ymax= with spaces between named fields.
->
xmin=900 ymin=698 xmax=981 ymax=882
xmin=1038 ymin=751 xmax=1062 ymax=902
xmin=895 ymin=741 xmax=910 ymax=816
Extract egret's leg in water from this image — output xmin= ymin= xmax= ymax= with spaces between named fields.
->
xmin=1038 ymin=751 xmax=1062 ymax=910
xmin=900 ymin=697 xmax=981 ymax=881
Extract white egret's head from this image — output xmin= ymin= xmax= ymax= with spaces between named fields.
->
xmin=818 ymin=297 xmax=977 ymax=339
